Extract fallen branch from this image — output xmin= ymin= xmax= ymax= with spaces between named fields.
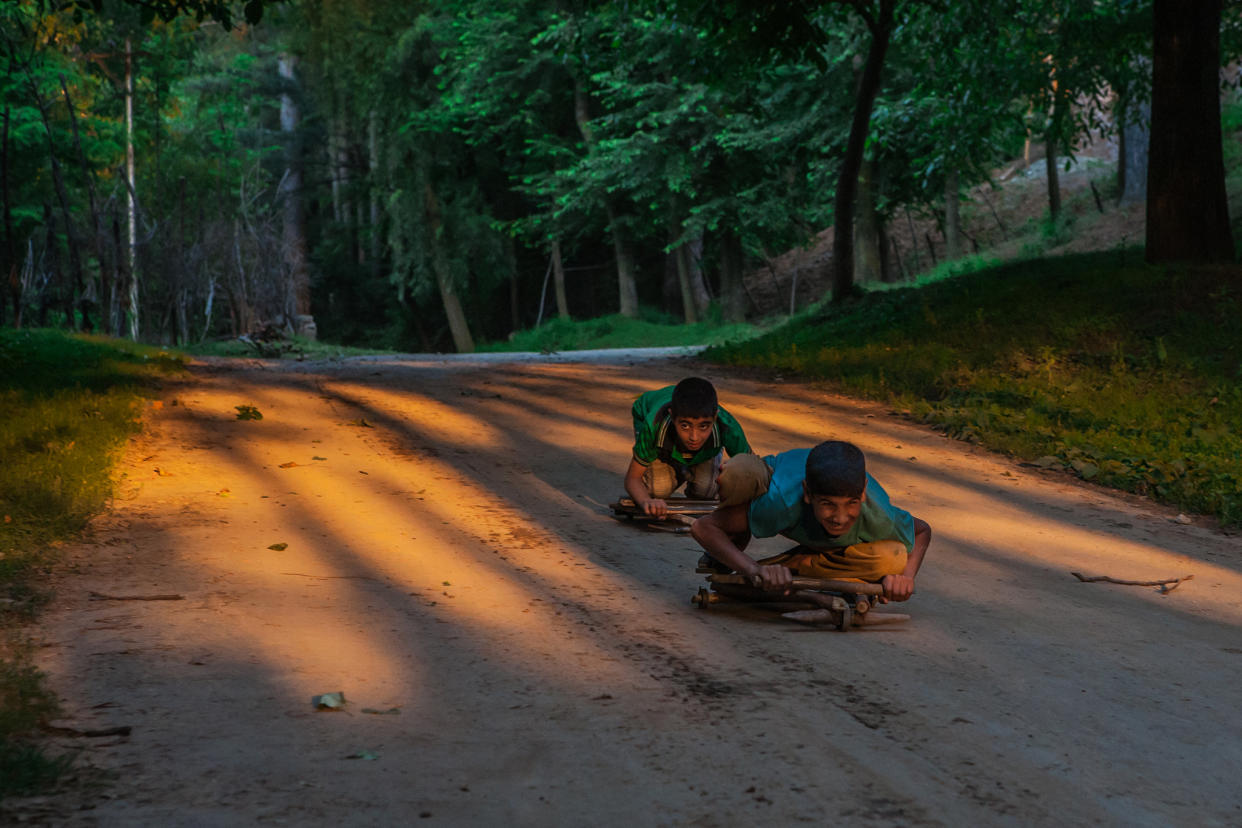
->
xmin=89 ymin=592 xmax=183 ymax=601
xmin=44 ymin=724 xmax=132 ymax=738
xmin=1070 ymin=572 xmax=1193 ymax=594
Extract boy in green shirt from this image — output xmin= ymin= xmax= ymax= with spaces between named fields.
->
xmin=691 ymin=441 xmax=931 ymax=603
xmin=624 ymin=377 xmax=752 ymax=517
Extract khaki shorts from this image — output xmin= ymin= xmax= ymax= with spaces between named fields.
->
xmin=642 ymin=455 xmax=721 ymax=499
xmin=759 ymin=540 xmax=908 ymax=583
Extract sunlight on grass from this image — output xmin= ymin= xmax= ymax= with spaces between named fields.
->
xmin=479 ymin=311 xmax=767 ymax=353
xmin=0 ymin=329 xmax=182 ymax=797
xmin=706 ymin=254 xmax=1242 ymax=525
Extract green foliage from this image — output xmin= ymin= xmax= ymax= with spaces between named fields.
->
xmin=0 ymin=639 xmax=71 ymax=799
xmin=706 ymin=253 xmax=1242 ymax=525
xmin=479 ymin=311 xmax=766 ymax=354
xmin=0 ymin=330 xmax=179 ymax=798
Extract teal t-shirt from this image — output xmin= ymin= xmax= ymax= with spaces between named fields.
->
xmin=747 ymin=449 xmax=915 ymax=552
xmin=631 ymin=385 xmax=750 ymax=467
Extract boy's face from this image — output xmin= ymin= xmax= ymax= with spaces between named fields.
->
xmin=802 ymin=484 xmax=865 ymax=537
xmin=673 ymin=415 xmax=715 ymax=452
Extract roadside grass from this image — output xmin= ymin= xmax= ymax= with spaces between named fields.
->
xmin=704 ymin=251 xmax=1242 ymax=526
xmin=0 ymin=330 xmax=182 ymax=798
xmin=480 ymin=307 xmax=767 ymax=353
xmin=182 ymin=334 xmax=384 ymax=360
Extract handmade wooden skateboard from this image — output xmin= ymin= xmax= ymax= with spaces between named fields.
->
xmin=691 ymin=571 xmax=910 ymax=631
xmin=610 ymin=496 xmax=717 ymax=534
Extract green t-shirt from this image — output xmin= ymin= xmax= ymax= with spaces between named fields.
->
xmin=631 ymin=385 xmax=751 ymax=468
xmin=747 ymin=449 xmax=915 ymax=552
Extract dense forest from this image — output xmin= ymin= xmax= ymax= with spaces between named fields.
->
xmin=2 ymin=0 xmax=1238 ymax=352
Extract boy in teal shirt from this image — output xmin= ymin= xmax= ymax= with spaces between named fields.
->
xmin=691 ymin=441 xmax=931 ymax=603
xmin=624 ymin=377 xmax=752 ymax=517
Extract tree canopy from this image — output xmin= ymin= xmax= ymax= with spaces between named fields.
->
xmin=2 ymin=0 xmax=1237 ymax=350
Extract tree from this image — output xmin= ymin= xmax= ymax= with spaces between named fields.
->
xmin=1146 ymin=0 xmax=1234 ymax=263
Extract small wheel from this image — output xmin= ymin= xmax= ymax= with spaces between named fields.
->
xmin=692 ymin=587 xmax=712 ymax=609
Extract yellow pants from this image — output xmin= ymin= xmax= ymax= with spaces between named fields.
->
xmin=642 ymin=455 xmax=720 ymax=499
xmin=759 ymin=540 xmax=908 ymax=583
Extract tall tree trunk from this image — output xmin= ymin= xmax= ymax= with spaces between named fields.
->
xmin=279 ymin=54 xmax=315 ymax=338
xmin=424 ymin=181 xmax=474 ymax=353
xmin=507 ymin=235 xmax=520 ymax=333
xmin=944 ymin=166 xmax=961 ymax=260
xmin=1120 ymin=105 xmax=1150 ymax=205
xmin=111 ymin=209 xmax=125 ymax=336
xmin=687 ymin=235 xmax=711 ymax=314
xmin=125 ymin=37 xmax=138 ymax=340
xmin=368 ymin=110 xmax=382 ymax=281
xmin=718 ymin=230 xmax=746 ymax=322
xmin=573 ymin=78 xmax=638 ymax=317
xmin=1 ymin=107 xmax=11 ymax=326
xmin=23 ymin=59 xmax=86 ymax=330
xmin=328 ymin=105 xmax=342 ymax=223
xmin=854 ymin=157 xmax=883 ymax=284
xmin=675 ymin=243 xmax=698 ymax=324
xmin=1147 ymin=1 xmax=1232 ymax=262
xmin=1117 ymin=59 xmax=1152 ymax=206
xmin=830 ymin=0 xmax=895 ymax=303
xmin=60 ymin=74 xmax=104 ymax=331
xmin=1045 ymin=136 xmax=1061 ymax=220
xmin=551 ymin=238 xmax=569 ymax=320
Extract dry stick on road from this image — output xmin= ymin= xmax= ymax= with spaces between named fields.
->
xmin=89 ymin=591 xmax=184 ymax=601
xmin=1070 ymin=572 xmax=1194 ymax=594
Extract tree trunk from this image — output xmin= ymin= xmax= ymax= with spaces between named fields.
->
xmin=368 ymin=110 xmax=382 ymax=281
xmin=125 ymin=37 xmax=138 ymax=340
xmin=1120 ymin=109 xmax=1149 ymax=205
xmin=1148 ymin=2 xmax=1234 ymax=262
xmin=507 ymin=235 xmax=520 ymax=333
xmin=279 ymin=54 xmax=315 ymax=338
xmin=1045 ymin=137 xmax=1061 ymax=220
xmin=24 ymin=58 xmax=87 ymax=330
xmin=718 ymin=230 xmax=746 ymax=322
xmin=60 ymin=74 xmax=104 ymax=332
xmin=1148 ymin=2 xmax=1235 ymax=260
xmin=551 ymin=238 xmax=569 ymax=320
xmin=111 ymin=208 xmax=126 ymax=336
xmin=686 ymin=235 xmax=711 ymax=314
xmin=854 ymin=157 xmax=882 ymax=284
xmin=944 ymin=166 xmax=961 ymax=260
xmin=877 ymin=214 xmax=895 ymax=283
xmin=573 ymin=78 xmax=639 ymax=317
xmin=830 ymin=0 xmax=895 ymax=303
xmin=675 ymin=243 xmax=698 ymax=324
xmin=1 ymin=107 xmax=11 ymax=326
xmin=424 ymin=181 xmax=474 ymax=353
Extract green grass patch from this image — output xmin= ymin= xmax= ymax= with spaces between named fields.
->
xmin=704 ymin=251 xmax=1242 ymax=525
xmin=181 ymin=334 xmax=385 ymax=360
xmin=480 ymin=308 xmax=767 ymax=353
xmin=0 ymin=329 xmax=182 ymax=799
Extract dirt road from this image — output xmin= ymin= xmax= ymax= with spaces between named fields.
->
xmin=11 ymin=350 xmax=1242 ymax=826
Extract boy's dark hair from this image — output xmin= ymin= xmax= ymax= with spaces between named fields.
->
xmin=805 ymin=440 xmax=867 ymax=497
xmin=670 ymin=377 xmax=718 ymax=419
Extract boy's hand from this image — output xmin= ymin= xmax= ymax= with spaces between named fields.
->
xmin=749 ymin=563 xmax=793 ymax=593
xmin=641 ymin=498 xmax=669 ymax=518
xmin=880 ymin=573 xmax=915 ymax=603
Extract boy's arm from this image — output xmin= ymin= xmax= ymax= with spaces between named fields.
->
xmin=624 ymin=457 xmax=667 ymax=517
xmin=880 ymin=517 xmax=931 ymax=602
xmin=691 ymin=505 xmax=793 ymax=591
